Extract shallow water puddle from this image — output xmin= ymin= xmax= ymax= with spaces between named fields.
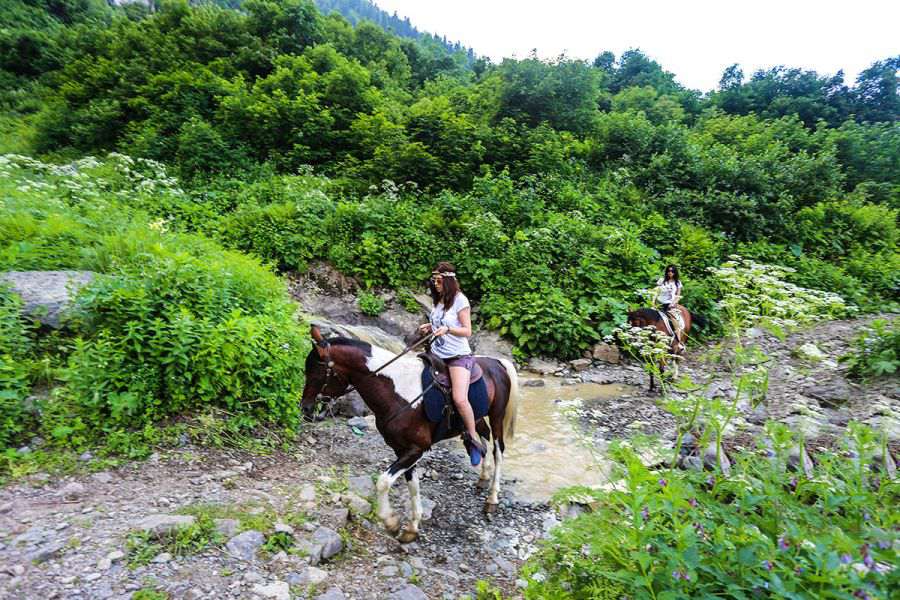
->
xmin=503 ymin=379 xmax=630 ymax=502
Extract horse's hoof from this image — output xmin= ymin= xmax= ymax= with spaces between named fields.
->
xmin=384 ymin=516 xmax=401 ymax=535
xmin=476 ymin=478 xmax=491 ymax=490
xmin=483 ymin=502 xmax=498 ymax=515
xmin=398 ymin=528 xmax=418 ymax=544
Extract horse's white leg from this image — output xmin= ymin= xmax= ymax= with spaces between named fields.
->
xmin=398 ymin=469 xmax=422 ymax=543
xmin=376 ymin=469 xmax=405 ymax=534
xmin=477 ymin=433 xmax=493 ymax=489
xmin=485 ymin=440 xmax=503 ymax=513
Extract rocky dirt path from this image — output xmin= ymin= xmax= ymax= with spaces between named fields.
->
xmin=538 ymin=314 xmax=899 ymax=450
xmin=2 ymin=314 xmax=896 ymax=600
xmin=1 ymin=419 xmax=553 ymax=600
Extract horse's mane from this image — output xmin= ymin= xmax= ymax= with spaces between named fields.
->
xmin=327 ymin=337 xmax=373 ymax=356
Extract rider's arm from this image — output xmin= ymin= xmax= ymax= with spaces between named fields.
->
xmin=438 ymin=307 xmax=472 ymax=337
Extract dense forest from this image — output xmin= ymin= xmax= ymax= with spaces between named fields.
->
xmin=1 ymin=0 xmax=898 ymax=439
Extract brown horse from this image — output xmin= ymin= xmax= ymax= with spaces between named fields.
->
xmin=627 ymin=306 xmax=699 ymax=391
xmin=301 ymin=326 xmax=519 ymax=542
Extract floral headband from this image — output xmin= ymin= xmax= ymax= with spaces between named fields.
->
xmin=432 ymin=271 xmax=456 ymax=278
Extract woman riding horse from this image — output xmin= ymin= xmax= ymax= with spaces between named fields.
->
xmin=657 ymin=264 xmax=685 ymax=352
xmin=418 ymin=262 xmax=488 ymax=466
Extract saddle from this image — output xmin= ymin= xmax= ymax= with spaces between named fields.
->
xmin=656 ymin=308 xmax=684 ymax=340
xmin=418 ymin=352 xmax=483 ymax=388
xmin=417 ymin=353 xmax=489 ymax=426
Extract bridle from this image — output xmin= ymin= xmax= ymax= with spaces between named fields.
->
xmin=312 ymin=332 xmax=436 ymax=405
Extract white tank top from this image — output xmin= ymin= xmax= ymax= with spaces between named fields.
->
xmin=430 ymin=292 xmax=472 ymax=358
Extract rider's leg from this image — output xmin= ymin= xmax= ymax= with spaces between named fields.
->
xmin=449 ymin=365 xmax=477 ymax=440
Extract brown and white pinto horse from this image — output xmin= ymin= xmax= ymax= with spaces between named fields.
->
xmin=301 ymin=326 xmax=519 ymax=542
xmin=627 ymin=306 xmax=700 ymax=391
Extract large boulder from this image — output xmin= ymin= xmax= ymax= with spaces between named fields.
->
xmin=1 ymin=271 xmax=94 ymax=328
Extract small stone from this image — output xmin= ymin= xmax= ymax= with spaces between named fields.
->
xmin=379 ymin=565 xmax=399 ymax=577
xmin=274 ymin=522 xmax=295 ymax=535
xmin=60 ymin=482 xmax=85 ymax=501
xmin=252 ymin=581 xmax=290 ymax=600
xmin=134 ymin=514 xmax=196 ymax=539
xmin=347 ymin=416 xmax=368 ymax=430
xmin=348 ymin=475 xmax=375 ymax=499
xmin=703 ymin=443 xmax=732 ymax=476
xmin=591 ymin=342 xmax=620 ymax=364
xmin=78 ymin=451 xmax=93 ymax=462
xmin=399 ymin=561 xmax=413 ymax=577
xmin=307 ymin=566 xmax=329 ymax=585
xmin=244 ymin=571 xmax=264 ymax=583
xmin=298 ymin=484 xmax=317 ymax=502
xmin=226 ymin=530 xmax=265 ymax=561
xmin=388 ymin=584 xmax=428 ymax=600
xmin=343 ymin=493 xmax=371 ymax=516
xmin=522 ymin=379 xmax=545 ymax=387
xmin=107 ymin=550 xmax=125 ymax=563
xmin=91 ymin=472 xmax=113 ymax=484
xmin=315 ymin=587 xmax=346 ymax=600
xmin=84 ymin=572 xmax=102 ymax=582
xmin=568 ymin=358 xmax=592 ymax=372
xmin=27 ymin=541 xmax=66 ymax=564
xmin=0 ymin=502 xmax=12 ymax=514
xmin=11 ymin=565 xmax=25 ymax=576
xmin=97 ymin=557 xmax=112 ymax=571
xmin=327 ymin=508 xmax=350 ymax=527
xmin=311 ymin=526 xmax=343 ymax=560
xmin=214 ymin=518 xmax=240 ymax=538
xmin=152 ymin=552 xmax=172 ymax=563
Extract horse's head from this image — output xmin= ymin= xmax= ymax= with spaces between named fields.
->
xmin=301 ymin=326 xmax=349 ymax=419
xmin=627 ymin=309 xmax=654 ymax=329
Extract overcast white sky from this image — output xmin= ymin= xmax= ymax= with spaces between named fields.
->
xmin=372 ymin=0 xmax=899 ymax=92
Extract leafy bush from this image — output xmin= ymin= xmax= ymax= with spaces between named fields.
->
xmin=710 ymin=256 xmax=854 ymax=331
xmin=523 ymin=426 xmax=898 ymax=600
xmin=0 ymin=154 xmax=309 ymax=449
xmin=841 ymin=318 xmax=899 ymax=380
xmin=482 ymin=289 xmax=594 ymax=359
xmin=0 ymin=284 xmax=32 ymax=448
xmin=357 ymin=291 xmax=385 ymax=316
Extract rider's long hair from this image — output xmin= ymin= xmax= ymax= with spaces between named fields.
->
xmin=663 ymin=264 xmax=680 ymax=284
xmin=429 ymin=261 xmax=460 ymax=310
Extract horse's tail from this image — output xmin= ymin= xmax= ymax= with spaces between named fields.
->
xmin=498 ymin=358 xmax=519 ymax=443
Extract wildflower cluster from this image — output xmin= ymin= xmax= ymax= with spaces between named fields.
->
xmin=1 ymin=153 xmax=185 ymax=208
xmin=607 ymin=322 xmax=671 ymax=364
xmin=710 ymin=255 xmax=854 ymax=331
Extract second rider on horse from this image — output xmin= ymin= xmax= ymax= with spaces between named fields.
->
xmin=418 ymin=261 xmax=488 ymax=466
xmin=657 ymin=264 xmax=685 ymax=352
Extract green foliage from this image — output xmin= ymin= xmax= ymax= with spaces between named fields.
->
xmin=357 ymin=291 xmax=385 ymax=316
xmin=483 ymin=289 xmax=594 ymax=360
xmin=841 ymin=318 xmax=899 ymax=380
xmin=0 ymin=154 xmax=309 ymax=450
xmin=0 ymin=284 xmax=33 ymax=448
xmin=131 ymin=590 xmax=168 ymax=600
xmin=523 ymin=430 xmax=898 ymax=599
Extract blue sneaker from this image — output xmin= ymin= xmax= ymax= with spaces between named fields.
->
xmin=464 ymin=433 xmax=486 ymax=466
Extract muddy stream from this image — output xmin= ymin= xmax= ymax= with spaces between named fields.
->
xmin=322 ymin=321 xmax=631 ymax=503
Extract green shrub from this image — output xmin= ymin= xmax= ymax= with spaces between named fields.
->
xmin=841 ymin=318 xmax=899 ymax=380
xmin=524 ymin=427 xmax=898 ymax=599
xmin=357 ymin=291 xmax=385 ymax=316
xmin=0 ymin=154 xmax=310 ymax=448
xmin=482 ymin=288 xmax=594 ymax=359
xmin=0 ymin=284 xmax=32 ymax=448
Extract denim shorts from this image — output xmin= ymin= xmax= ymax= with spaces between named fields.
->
xmin=445 ymin=354 xmax=476 ymax=371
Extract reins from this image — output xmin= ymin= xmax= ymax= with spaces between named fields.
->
xmin=317 ymin=331 xmax=435 ymax=403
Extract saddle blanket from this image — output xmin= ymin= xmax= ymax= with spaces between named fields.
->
xmin=421 ymin=366 xmax=489 ymax=424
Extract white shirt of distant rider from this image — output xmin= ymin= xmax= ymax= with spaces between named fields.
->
xmin=429 ymin=292 xmax=472 ymax=358
xmin=656 ymin=278 xmax=682 ymax=306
